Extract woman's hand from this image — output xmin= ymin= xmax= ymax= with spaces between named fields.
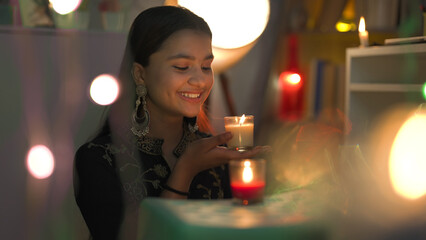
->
xmin=161 ymin=132 xmax=270 ymax=198
xmin=180 ymin=132 xmax=270 ymax=177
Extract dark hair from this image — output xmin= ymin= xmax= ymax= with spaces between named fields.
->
xmin=96 ymin=6 xmax=213 ymax=139
xmin=129 ymin=6 xmax=212 ymax=67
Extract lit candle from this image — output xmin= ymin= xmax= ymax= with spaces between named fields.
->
xmin=358 ymin=16 xmax=369 ymax=47
xmin=229 ymin=159 xmax=266 ymax=205
xmin=224 ymin=114 xmax=254 ymax=151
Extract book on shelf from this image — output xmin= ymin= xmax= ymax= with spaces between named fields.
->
xmin=307 ymin=59 xmax=345 ymax=119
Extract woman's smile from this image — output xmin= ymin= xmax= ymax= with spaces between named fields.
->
xmin=140 ymin=29 xmax=214 ymax=118
xmin=179 ymin=92 xmax=201 ymax=99
xmin=178 ymin=91 xmax=203 ymax=103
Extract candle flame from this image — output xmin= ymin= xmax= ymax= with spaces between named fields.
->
xmin=242 ymin=160 xmax=253 ymax=183
xmin=239 ymin=114 xmax=246 ymax=125
xmin=358 ymin=16 xmax=366 ymax=32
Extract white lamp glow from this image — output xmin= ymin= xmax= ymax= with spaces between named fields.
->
xmin=176 ymin=0 xmax=270 ymax=72
xmin=178 ymin=0 xmax=270 ymax=49
xmin=27 ymin=145 xmax=55 ymax=179
xmin=50 ymin=0 xmax=82 ymax=15
xmin=389 ymin=108 xmax=426 ymax=200
xmin=90 ymin=74 xmax=120 ymax=106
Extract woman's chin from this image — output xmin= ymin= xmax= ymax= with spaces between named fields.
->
xmin=183 ymin=110 xmax=201 ymax=118
xmin=184 ymin=113 xmax=199 ymax=118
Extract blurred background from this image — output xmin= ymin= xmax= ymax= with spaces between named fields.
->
xmin=1 ymin=0 xmax=426 ymax=239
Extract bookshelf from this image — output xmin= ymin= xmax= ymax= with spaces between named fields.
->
xmin=344 ymin=43 xmax=426 ymax=144
xmin=270 ymin=31 xmax=397 ymax=119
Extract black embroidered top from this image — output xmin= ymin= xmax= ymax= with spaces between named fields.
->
xmin=74 ymin=122 xmax=232 ymax=240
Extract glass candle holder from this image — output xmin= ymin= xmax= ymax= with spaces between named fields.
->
xmin=229 ymin=158 xmax=266 ymax=205
xmin=224 ymin=115 xmax=254 ymax=151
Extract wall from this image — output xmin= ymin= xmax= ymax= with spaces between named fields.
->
xmin=0 ymin=26 xmax=126 ymax=239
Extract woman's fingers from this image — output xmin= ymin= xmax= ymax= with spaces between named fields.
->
xmin=181 ymin=133 xmax=272 ymax=174
xmin=196 ymin=132 xmax=232 ymax=151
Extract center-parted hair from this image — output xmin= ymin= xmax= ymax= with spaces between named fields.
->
xmin=128 ymin=6 xmax=212 ymax=67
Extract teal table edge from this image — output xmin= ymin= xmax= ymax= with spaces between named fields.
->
xmin=138 ymin=190 xmax=329 ymax=240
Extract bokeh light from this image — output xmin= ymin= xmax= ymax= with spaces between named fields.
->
xmin=280 ymin=72 xmax=302 ymax=88
xmin=286 ymin=73 xmax=301 ymax=85
xmin=50 ymin=0 xmax=82 ymax=15
xmin=27 ymin=145 xmax=55 ymax=179
xmin=389 ymin=111 xmax=426 ymax=200
xmin=335 ymin=21 xmax=356 ymax=32
xmin=178 ymin=0 xmax=270 ymax=49
xmin=423 ymin=82 xmax=426 ymax=100
xmin=89 ymin=74 xmax=119 ymax=106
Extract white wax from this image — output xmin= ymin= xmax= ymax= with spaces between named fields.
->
xmin=225 ymin=123 xmax=254 ymax=148
xmin=359 ymin=31 xmax=369 ymax=47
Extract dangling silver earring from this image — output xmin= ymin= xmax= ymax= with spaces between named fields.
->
xmin=131 ymin=84 xmax=150 ymax=137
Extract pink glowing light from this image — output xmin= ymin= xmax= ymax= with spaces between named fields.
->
xmin=27 ymin=145 xmax=55 ymax=179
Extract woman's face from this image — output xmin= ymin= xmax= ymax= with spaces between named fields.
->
xmin=141 ymin=29 xmax=214 ymax=120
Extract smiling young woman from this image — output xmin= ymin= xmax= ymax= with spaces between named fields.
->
xmin=73 ymin=6 xmax=269 ymax=240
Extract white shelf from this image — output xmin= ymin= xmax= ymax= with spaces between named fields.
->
xmin=349 ymin=83 xmax=424 ymax=92
xmin=346 ymin=43 xmax=426 ymax=57
xmin=345 ymin=43 xmax=426 ymax=145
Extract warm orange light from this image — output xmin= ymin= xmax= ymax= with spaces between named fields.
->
xmin=242 ymin=160 xmax=253 ymax=183
xmin=389 ymin=111 xmax=426 ymax=200
xmin=358 ymin=16 xmax=366 ymax=32
xmin=27 ymin=145 xmax=55 ymax=179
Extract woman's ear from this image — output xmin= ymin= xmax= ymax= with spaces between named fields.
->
xmin=132 ymin=62 xmax=145 ymax=85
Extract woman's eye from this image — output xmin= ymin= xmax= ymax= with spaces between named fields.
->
xmin=174 ymin=66 xmax=188 ymax=71
xmin=202 ymin=66 xmax=212 ymax=71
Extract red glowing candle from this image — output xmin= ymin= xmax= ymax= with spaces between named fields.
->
xmin=231 ymin=181 xmax=265 ymax=200
xmin=229 ymin=159 xmax=266 ymax=204
xmin=278 ymin=34 xmax=304 ymax=121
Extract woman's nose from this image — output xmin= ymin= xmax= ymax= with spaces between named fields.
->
xmin=188 ymin=68 xmax=209 ymax=87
